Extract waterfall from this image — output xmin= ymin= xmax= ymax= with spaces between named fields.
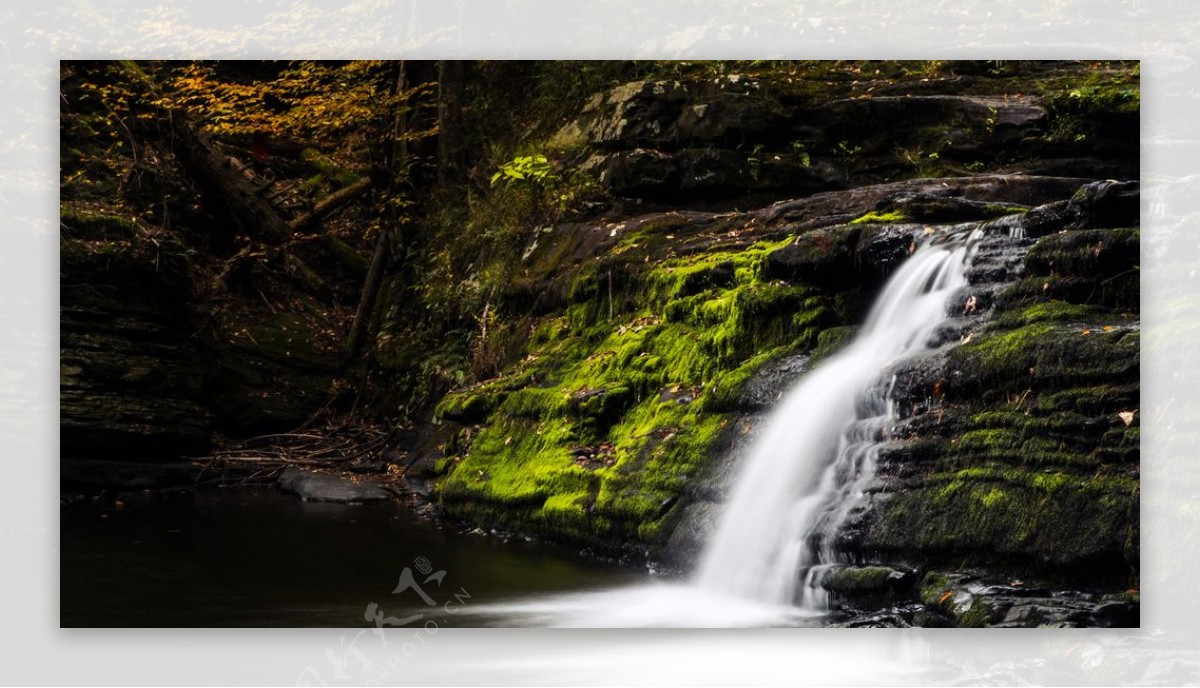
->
xmin=464 ymin=227 xmax=991 ymax=627
xmin=694 ymin=228 xmax=982 ymax=609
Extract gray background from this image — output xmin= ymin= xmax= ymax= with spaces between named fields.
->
xmin=3 ymin=0 xmax=1196 ymax=684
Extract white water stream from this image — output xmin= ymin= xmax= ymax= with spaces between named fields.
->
xmin=695 ymin=228 xmax=979 ymax=608
xmin=467 ymin=228 xmax=987 ymax=626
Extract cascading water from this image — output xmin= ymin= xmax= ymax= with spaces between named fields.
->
xmin=466 ymin=226 xmax=994 ymax=626
xmin=694 ymin=227 xmax=983 ymax=609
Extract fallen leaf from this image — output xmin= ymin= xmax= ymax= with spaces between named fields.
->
xmin=938 ymin=590 xmax=954 ymax=605
xmin=1102 ymin=325 xmax=1114 ymax=332
xmin=1118 ymin=410 xmax=1136 ymax=426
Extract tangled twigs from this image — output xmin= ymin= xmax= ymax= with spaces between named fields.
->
xmin=191 ymin=421 xmax=391 ymax=480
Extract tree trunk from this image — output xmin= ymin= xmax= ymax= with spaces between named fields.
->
xmin=346 ymin=61 xmax=410 ymax=358
xmin=345 ymin=227 xmax=391 ymax=357
xmin=167 ymin=110 xmax=295 ymax=244
xmin=436 ymin=60 xmax=466 ymax=191
xmin=288 ymin=177 xmax=372 ymax=232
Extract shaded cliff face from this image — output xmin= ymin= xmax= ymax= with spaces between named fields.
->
xmin=59 ymin=208 xmax=344 ymax=486
xmin=416 ymin=65 xmax=1139 ymax=606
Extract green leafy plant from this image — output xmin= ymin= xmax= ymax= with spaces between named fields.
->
xmin=790 ymin=141 xmax=812 ymax=168
xmin=490 ymin=154 xmax=556 ymax=187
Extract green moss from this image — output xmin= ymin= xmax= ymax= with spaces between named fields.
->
xmin=1045 ymin=81 xmax=1140 ymax=143
xmin=992 ymin=301 xmax=1102 ymax=328
xmin=919 ymin=571 xmax=964 ymax=607
xmin=437 ymin=234 xmax=830 ymax=550
xmin=809 ymin=325 xmax=858 ymax=365
xmin=613 ymin=214 xmax=695 ymax=253
xmin=950 ymin=319 xmax=1138 ymax=399
xmin=60 ymin=208 xmax=141 ymax=239
xmin=850 ymin=210 xmax=908 ymax=224
xmin=950 ymin=427 xmax=1090 ymax=468
xmin=958 ymin=599 xmax=993 ymax=628
xmin=984 ymin=203 xmax=1030 ymax=216
xmin=821 ymin=566 xmax=896 ymax=592
xmin=868 ymin=466 xmax=1138 ymax=577
xmin=300 ymin=147 xmax=362 ymax=187
xmin=435 ymin=391 xmax=499 ymax=424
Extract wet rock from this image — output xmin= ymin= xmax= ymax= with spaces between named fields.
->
xmin=583 ymin=146 xmax=842 ymax=202
xmin=1093 ymin=599 xmax=1140 ymax=628
xmin=1071 ymin=180 xmax=1140 ymax=229
xmin=661 ymin=501 xmax=719 ymax=567
xmin=963 ymin=234 xmax=1030 ymax=285
xmin=818 ymin=564 xmax=917 ymax=612
xmin=736 ymin=354 xmax=809 ymax=411
xmin=277 ymin=467 xmax=391 ymax=503
xmin=982 ymin=180 xmax=1140 ymax=239
xmin=888 ymin=194 xmax=1031 ymax=223
xmin=830 ymin=611 xmax=912 ymax=628
xmin=857 ymin=223 xmax=923 ymax=277
xmin=915 ymin=571 xmax=1138 ymax=628
xmin=763 ymin=225 xmax=863 ymax=288
xmin=817 ymin=95 xmax=1047 ymax=179
xmin=583 ymin=148 xmax=677 ymax=197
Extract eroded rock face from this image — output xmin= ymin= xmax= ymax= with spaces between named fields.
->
xmin=60 ymin=212 xmax=343 ymax=473
xmin=60 ymin=217 xmax=212 ymax=462
xmin=556 ymin=72 xmax=1135 ymax=206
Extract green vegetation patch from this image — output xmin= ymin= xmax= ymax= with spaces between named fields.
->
xmin=849 ymin=210 xmax=909 ymax=225
xmin=868 ymin=465 xmax=1138 ymax=575
xmin=437 ymin=235 xmax=846 ymax=550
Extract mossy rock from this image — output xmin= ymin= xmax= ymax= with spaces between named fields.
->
xmin=820 ymin=565 xmax=913 ymax=593
xmin=947 ymin=317 xmax=1138 ymax=399
xmin=436 ymin=391 xmax=500 ymax=424
xmin=436 ymin=234 xmax=838 ymax=552
xmin=862 ymin=467 xmax=1138 ymax=583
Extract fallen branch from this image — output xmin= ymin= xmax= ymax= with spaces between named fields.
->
xmin=288 ymin=177 xmax=372 ymax=232
xmin=191 ymin=422 xmax=391 ymax=473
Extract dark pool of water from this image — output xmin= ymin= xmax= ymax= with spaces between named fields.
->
xmin=60 ymin=487 xmax=647 ymax=627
